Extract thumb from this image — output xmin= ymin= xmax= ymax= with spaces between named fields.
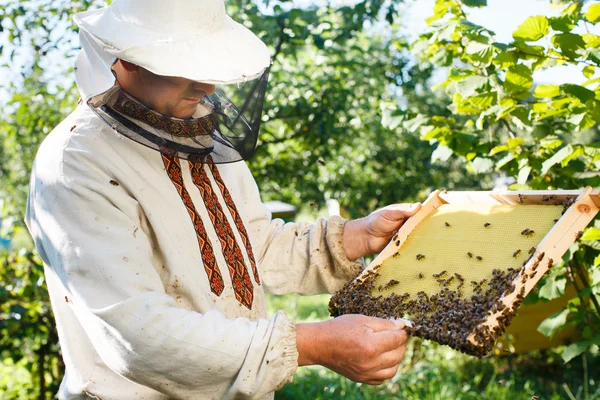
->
xmin=384 ymin=203 xmax=422 ymax=221
xmin=365 ymin=317 xmax=407 ymax=332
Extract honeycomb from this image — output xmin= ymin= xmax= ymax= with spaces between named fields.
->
xmin=372 ymin=204 xmax=562 ymax=299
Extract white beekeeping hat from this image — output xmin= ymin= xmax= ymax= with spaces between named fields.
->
xmin=74 ymin=0 xmax=271 ymax=100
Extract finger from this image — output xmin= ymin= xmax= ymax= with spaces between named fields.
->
xmin=367 ymin=365 xmax=400 ymax=383
xmin=364 ymin=380 xmax=385 ymax=386
xmin=380 ymin=345 xmax=407 ymax=368
xmin=373 ymin=329 xmax=408 ymax=352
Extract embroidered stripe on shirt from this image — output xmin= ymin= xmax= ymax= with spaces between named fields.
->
xmin=189 ymin=160 xmax=254 ymax=309
xmin=208 ymin=161 xmax=261 ymax=285
xmin=161 ymin=153 xmax=225 ymax=296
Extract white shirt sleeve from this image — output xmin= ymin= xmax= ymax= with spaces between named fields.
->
xmin=238 ymin=165 xmax=364 ymax=295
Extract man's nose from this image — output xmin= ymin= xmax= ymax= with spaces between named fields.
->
xmin=192 ymin=81 xmax=216 ymax=95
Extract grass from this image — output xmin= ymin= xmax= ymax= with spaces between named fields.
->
xmin=267 ymin=293 xmax=600 ymax=400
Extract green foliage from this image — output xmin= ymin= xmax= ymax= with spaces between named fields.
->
xmin=405 ymin=0 xmax=600 ymax=367
xmin=0 ymin=246 xmax=62 ymax=398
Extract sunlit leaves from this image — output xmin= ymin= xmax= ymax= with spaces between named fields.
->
xmin=512 ymin=16 xmax=549 ymax=41
xmin=534 ymin=84 xmax=560 ymax=98
xmin=585 ymin=3 xmax=600 ymax=24
xmin=583 ymin=65 xmax=595 ymax=78
xmin=504 ymin=64 xmax=533 ymax=93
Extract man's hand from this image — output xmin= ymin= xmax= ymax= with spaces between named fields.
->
xmin=296 ymin=315 xmax=408 ymax=385
xmin=343 ymin=203 xmax=421 ymax=260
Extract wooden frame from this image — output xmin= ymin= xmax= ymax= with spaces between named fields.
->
xmin=332 ymin=188 xmax=599 ymax=356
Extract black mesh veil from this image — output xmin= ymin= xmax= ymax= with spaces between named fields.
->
xmin=88 ymin=68 xmax=269 ymax=163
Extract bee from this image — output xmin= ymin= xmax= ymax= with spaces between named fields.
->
xmin=484 ymin=222 xmax=491 ymax=228
xmin=395 ymin=240 xmax=400 ymax=246
xmin=518 ymin=194 xmax=525 ymax=204
xmin=416 ymin=254 xmax=426 ymax=261
xmin=392 ymin=252 xmax=401 ymax=258
xmin=445 ymin=222 xmax=451 ymax=228
xmin=70 ymin=125 xmax=77 ymax=132
xmin=553 ymin=218 xmax=559 ymax=223
xmin=575 ymin=231 xmax=583 ymax=240
xmin=65 ymin=296 xmax=70 ymax=303
xmin=467 ymin=252 xmax=473 ymax=258
xmin=476 ymin=256 xmax=483 ymax=261
xmin=317 ymin=158 xmax=326 ymax=166
xmin=528 ymin=247 xmax=536 ymax=255
xmin=521 ymin=228 xmax=534 ymax=237
xmin=109 ymin=180 xmax=119 ymax=186
xmin=310 ymin=202 xmax=318 ymax=209
xmin=418 ymin=273 xmax=424 ymax=279
xmin=512 ymin=249 xmax=521 ymax=258
xmin=385 ymin=279 xmax=400 ymax=289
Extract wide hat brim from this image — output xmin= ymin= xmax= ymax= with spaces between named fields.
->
xmin=74 ymin=7 xmax=271 ymax=85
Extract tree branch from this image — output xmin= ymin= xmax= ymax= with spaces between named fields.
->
xmin=259 ymin=129 xmax=305 ymax=146
xmin=501 ymin=119 xmax=517 ymax=139
xmin=572 ymin=257 xmax=600 ymax=318
xmin=271 ymin=16 xmax=287 ymax=62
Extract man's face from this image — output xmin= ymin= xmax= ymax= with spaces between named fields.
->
xmin=117 ymin=61 xmax=216 ymax=119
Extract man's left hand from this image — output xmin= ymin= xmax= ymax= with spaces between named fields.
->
xmin=342 ymin=203 xmax=421 ymax=260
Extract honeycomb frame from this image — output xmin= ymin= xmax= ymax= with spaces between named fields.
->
xmin=329 ymin=188 xmax=600 ymax=357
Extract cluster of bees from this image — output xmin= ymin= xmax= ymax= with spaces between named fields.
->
xmin=328 ymin=197 xmax=573 ymax=357
xmin=328 ymin=260 xmax=547 ymax=357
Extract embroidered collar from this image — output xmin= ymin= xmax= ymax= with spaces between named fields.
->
xmin=110 ymin=90 xmax=216 ymax=138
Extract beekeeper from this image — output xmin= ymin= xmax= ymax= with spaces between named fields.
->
xmin=25 ymin=0 xmax=420 ymax=398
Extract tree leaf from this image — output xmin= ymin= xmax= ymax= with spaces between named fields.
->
xmin=431 ymin=144 xmax=453 ymax=163
xmin=504 ymin=64 xmax=533 ymax=93
xmin=541 ymin=145 xmax=574 ymax=175
xmin=583 ymin=65 xmax=595 ymax=78
xmin=517 ymin=165 xmax=531 ymax=184
xmin=462 ymin=0 xmax=487 ymax=7
xmin=581 ymin=227 xmax=600 ymax=241
xmin=534 ymin=84 xmax=560 ymax=98
xmin=466 ymin=41 xmax=495 ymax=65
xmin=550 ymin=15 xmax=576 ymax=32
xmin=470 ymin=157 xmax=494 ymax=173
xmin=538 ymin=308 xmax=569 ymax=337
xmin=455 ymin=75 xmax=489 ymax=97
xmin=585 ymin=3 xmax=600 ymax=24
xmin=561 ymin=84 xmax=595 ymax=102
xmin=513 ymin=16 xmax=549 ymax=41
xmin=468 ymin=92 xmax=496 ymax=108
xmin=552 ymin=33 xmax=587 ymax=59
xmin=539 ymin=276 xmax=567 ymax=300
xmin=562 ymin=340 xmax=589 ymax=363
xmin=583 ymin=34 xmax=600 ymax=49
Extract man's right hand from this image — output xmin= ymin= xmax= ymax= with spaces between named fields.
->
xmin=296 ymin=314 xmax=408 ymax=385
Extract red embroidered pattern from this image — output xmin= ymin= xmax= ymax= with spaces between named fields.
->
xmin=161 ymin=153 xmax=225 ymax=296
xmin=188 ymin=160 xmax=254 ymax=309
xmin=208 ymin=162 xmax=261 ymax=285
xmin=112 ymin=90 xmax=216 ymax=138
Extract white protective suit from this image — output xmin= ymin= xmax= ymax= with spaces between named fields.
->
xmin=25 ymin=102 xmax=363 ymax=399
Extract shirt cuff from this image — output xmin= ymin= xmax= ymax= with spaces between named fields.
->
xmin=271 ymin=311 xmax=299 ymax=391
xmin=326 ymin=215 xmax=364 ymax=281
